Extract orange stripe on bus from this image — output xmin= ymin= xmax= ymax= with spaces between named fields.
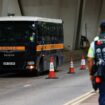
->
xmin=54 ymin=44 xmax=64 ymax=49
xmin=0 ymin=46 xmax=25 ymax=51
xmin=15 ymin=46 xmax=25 ymax=51
xmin=36 ymin=44 xmax=64 ymax=51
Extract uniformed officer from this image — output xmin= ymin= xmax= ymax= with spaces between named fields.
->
xmin=87 ymin=21 xmax=105 ymax=105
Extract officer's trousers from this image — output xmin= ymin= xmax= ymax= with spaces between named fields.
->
xmin=99 ymin=82 xmax=105 ymax=105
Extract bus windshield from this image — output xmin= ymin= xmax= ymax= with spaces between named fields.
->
xmin=0 ymin=21 xmax=36 ymax=43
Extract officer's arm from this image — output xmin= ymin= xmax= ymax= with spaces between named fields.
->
xmin=87 ymin=57 xmax=94 ymax=75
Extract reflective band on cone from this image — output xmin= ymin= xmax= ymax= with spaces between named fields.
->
xmin=68 ymin=58 xmax=75 ymax=74
xmin=80 ymin=54 xmax=86 ymax=70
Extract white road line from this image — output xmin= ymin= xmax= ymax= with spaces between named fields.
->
xmin=71 ymin=93 xmax=95 ymax=105
xmin=63 ymin=90 xmax=97 ymax=105
xmin=23 ymin=84 xmax=31 ymax=88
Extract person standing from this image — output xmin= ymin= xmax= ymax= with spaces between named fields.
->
xmin=87 ymin=21 xmax=105 ymax=105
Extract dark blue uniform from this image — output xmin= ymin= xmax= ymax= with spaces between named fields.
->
xmin=95 ymin=34 xmax=105 ymax=105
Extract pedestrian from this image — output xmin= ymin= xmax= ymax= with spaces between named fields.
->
xmin=87 ymin=21 xmax=105 ymax=105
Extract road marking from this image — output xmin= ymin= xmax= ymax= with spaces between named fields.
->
xmin=63 ymin=90 xmax=97 ymax=105
xmin=23 ymin=84 xmax=31 ymax=88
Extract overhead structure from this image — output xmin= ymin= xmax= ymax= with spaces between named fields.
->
xmin=1 ymin=0 xmax=21 ymax=16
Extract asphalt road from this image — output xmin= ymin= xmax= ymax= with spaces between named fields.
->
xmin=0 ymin=62 xmax=92 ymax=105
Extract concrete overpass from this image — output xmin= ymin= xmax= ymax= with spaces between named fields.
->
xmin=0 ymin=0 xmax=105 ymax=50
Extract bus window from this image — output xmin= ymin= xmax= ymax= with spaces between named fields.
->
xmin=0 ymin=21 xmax=37 ymax=43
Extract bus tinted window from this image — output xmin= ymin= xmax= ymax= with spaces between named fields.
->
xmin=37 ymin=22 xmax=63 ymax=44
xmin=0 ymin=21 xmax=36 ymax=43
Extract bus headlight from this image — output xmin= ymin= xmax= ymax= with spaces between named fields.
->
xmin=26 ymin=65 xmax=35 ymax=70
xmin=26 ymin=61 xmax=35 ymax=70
xmin=29 ymin=65 xmax=34 ymax=69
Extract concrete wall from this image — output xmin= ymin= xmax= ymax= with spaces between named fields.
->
xmin=0 ymin=0 xmax=2 ymax=16
xmin=20 ymin=0 xmax=60 ymax=18
xmin=81 ymin=0 xmax=101 ymax=42
xmin=100 ymin=0 xmax=105 ymax=22
xmin=1 ymin=0 xmax=21 ymax=16
xmin=59 ymin=0 xmax=79 ymax=50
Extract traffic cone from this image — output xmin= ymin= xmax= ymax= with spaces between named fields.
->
xmin=68 ymin=57 xmax=75 ymax=74
xmin=80 ymin=53 xmax=86 ymax=70
xmin=46 ymin=56 xmax=58 ymax=79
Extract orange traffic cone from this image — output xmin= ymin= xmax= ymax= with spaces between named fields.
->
xmin=46 ymin=56 xmax=58 ymax=79
xmin=80 ymin=53 xmax=86 ymax=70
xmin=68 ymin=57 xmax=75 ymax=74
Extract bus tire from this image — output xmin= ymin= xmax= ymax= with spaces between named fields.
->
xmin=37 ymin=57 xmax=44 ymax=75
xmin=55 ymin=56 xmax=59 ymax=72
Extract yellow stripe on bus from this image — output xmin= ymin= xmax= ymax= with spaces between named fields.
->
xmin=36 ymin=44 xmax=64 ymax=51
xmin=15 ymin=46 xmax=25 ymax=51
xmin=0 ymin=46 xmax=25 ymax=51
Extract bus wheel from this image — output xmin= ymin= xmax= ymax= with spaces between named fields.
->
xmin=55 ymin=56 xmax=59 ymax=72
xmin=37 ymin=57 xmax=44 ymax=75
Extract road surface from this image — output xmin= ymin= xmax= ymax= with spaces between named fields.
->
xmin=0 ymin=62 xmax=92 ymax=105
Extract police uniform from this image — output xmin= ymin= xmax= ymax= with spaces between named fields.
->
xmin=88 ymin=33 xmax=105 ymax=105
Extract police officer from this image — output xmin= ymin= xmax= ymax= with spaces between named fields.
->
xmin=87 ymin=21 xmax=105 ymax=105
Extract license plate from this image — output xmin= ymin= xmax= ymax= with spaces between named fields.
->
xmin=3 ymin=62 xmax=16 ymax=65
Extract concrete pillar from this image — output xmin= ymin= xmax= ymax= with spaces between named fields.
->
xmin=81 ymin=0 xmax=101 ymax=42
xmin=59 ymin=0 xmax=80 ymax=50
xmin=74 ymin=0 xmax=85 ymax=49
xmin=99 ymin=0 xmax=105 ymax=22
xmin=0 ymin=0 xmax=3 ymax=16
xmin=1 ymin=0 xmax=21 ymax=16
